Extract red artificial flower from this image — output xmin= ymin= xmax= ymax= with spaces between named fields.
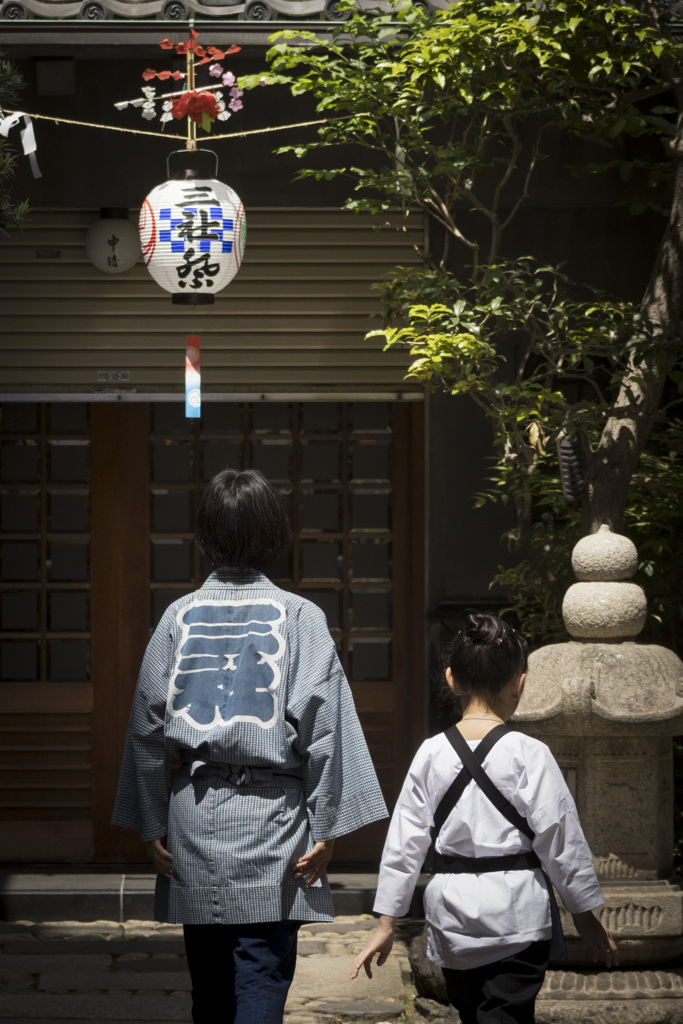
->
xmin=171 ymin=94 xmax=189 ymax=119
xmin=159 ymin=38 xmax=173 ymax=49
xmin=175 ymin=41 xmax=189 ymax=54
xmin=190 ymin=28 xmax=199 ymax=38
xmin=185 ymin=90 xmax=220 ymax=124
xmin=171 ymin=71 xmax=184 ymax=81
xmin=208 ymin=46 xmax=226 ymax=60
xmin=226 ymin=45 xmax=241 ymax=55
xmin=142 ymin=68 xmax=157 ymax=81
xmin=157 ymin=70 xmax=171 ymax=80
xmin=171 ymin=90 xmax=220 ymax=125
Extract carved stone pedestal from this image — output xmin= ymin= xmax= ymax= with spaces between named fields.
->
xmin=516 ymin=526 xmax=683 ymax=1016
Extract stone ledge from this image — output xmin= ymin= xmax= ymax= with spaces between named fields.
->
xmin=540 ymin=969 xmax=683 ymax=1000
xmin=536 ymin=1001 xmax=683 ymax=1024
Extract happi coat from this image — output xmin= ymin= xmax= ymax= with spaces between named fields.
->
xmin=113 ymin=568 xmax=388 ymax=925
xmin=373 ymin=730 xmax=604 ymax=969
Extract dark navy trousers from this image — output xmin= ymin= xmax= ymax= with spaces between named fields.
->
xmin=442 ymin=939 xmax=550 ymax=1024
xmin=184 ymin=921 xmax=300 ymax=1024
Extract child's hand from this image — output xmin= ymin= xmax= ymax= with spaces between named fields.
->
xmin=571 ymin=910 xmax=619 ymax=967
xmin=351 ymin=915 xmax=396 ymax=980
xmin=293 ymin=839 xmax=335 ymax=886
xmin=148 ymin=837 xmax=172 ymax=879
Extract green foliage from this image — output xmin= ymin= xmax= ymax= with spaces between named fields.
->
xmin=266 ymin=0 xmax=683 ymax=271
xmin=625 ymin=417 xmax=683 ymax=650
xmin=373 ymin=259 xmax=683 ymax=644
xmin=377 ymin=259 xmax=682 ymax=500
xmin=0 ymin=54 xmax=29 ymax=232
xmin=267 ymin=0 xmax=683 ymax=648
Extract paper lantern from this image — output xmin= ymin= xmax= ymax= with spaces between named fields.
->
xmin=85 ymin=208 xmax=141 ymax=274
xmin=139 ymin=177 xmax=246 ymax=302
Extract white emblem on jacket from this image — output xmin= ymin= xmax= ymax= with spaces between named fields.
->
xmin=167 ymin=598 xmax=286 ymax=730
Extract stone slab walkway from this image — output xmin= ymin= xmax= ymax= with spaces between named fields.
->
xmin=0 ymin=916 xmax=415 ymax=1024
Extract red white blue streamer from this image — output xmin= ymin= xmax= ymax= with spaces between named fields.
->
xmin=186 ymin=335 xmax=201 ymax=419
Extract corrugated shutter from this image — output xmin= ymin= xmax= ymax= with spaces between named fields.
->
xmin=0 ymin=207 xmax=424 ymax=393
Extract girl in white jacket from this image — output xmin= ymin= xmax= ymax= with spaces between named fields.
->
xmin=352 ymin=610 xmax=617 ymax=1024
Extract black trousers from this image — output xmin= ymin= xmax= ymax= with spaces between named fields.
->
xmin=183 ymin=921 xmax=300 ymax=1024
xmin=442 ymin=939 xmax=549 ymax=1024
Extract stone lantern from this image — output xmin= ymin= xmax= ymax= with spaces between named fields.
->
xmin=514 ymin=523 xmax=683 ymax=1015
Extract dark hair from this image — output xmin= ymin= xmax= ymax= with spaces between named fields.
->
xmin=446 ymin=609 xmax=528 ymax=707
xmin=196 ymin=469 xmax=291 ymax=570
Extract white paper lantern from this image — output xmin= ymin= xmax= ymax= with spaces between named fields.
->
xmin=139 ymin=177 xmax=246 ymax=300
xmin=85 ymin=208 xmax=141 ymax=274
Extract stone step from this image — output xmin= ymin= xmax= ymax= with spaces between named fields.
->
xmin=0 ymin=871 xmax=427 ymax=924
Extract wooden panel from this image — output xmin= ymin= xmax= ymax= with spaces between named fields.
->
xmin=90 ymin=404 xmax=151 ymax=863
xmin=0 ymin=821 xmax=93 ymax=861
xmin=349 ymin=681 xmax=395 ymax=712
xmin=0 ymin=683 xmax=93 ymax=713
xmin=0 ymin=708 xmax=92 ymax=858
xmin=0 ymin=207 xmax=424 ymax=393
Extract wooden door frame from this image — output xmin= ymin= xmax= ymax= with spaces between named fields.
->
xmin=90 ymin=403 xmax=151 ymax=863
xmin=391 ymin=400 xmax=427 ymax=785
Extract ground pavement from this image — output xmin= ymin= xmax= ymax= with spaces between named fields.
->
xmin=0 ymin=915 xmax=444 ymax=1024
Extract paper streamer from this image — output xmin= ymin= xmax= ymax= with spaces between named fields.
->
xmin=186 ymin=335 xmax=201 ymax=419
xmin=0 ymin=111 xmax=42 ymax=179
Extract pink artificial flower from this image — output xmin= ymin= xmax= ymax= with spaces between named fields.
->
xmin=258 ymin=77 xmax=266 ymax=86
xmin=229 ymin=86 xmax=242 ymax=99
xmin=222 ymin=71 xmax=235 ymax=87
xmin=228 ymin=97 xmax=243 ymax=112
xmin=209 ymin=62 xmax=224 ymax=78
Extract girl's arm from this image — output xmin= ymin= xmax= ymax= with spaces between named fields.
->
xmin=571 ymin=910 xmax=619 ymax=967
xmin=351 ymin=915 xmax=397 ymax=980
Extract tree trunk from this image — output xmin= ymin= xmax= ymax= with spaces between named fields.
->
xmin=582 ymin=88 xmax=683 ymax=535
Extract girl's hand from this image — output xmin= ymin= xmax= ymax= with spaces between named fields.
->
xmin=571 ymin=910 xmax=619 ymax=968
xmin=149 ymin=837 xmax=172 ymax=879
xmin=351 ymin=916 xmax=396 ymax=980
xmin=293 ymin=839 xmax=335 ymax=886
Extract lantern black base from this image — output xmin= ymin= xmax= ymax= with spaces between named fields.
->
xmin=172 ymin=294 xmax=215 ymax=306
xmin=167 ymin=149 xmax=219 ymax=181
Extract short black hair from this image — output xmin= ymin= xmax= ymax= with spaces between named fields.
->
xmin=196 ymin=469 xmax=291 ymax=570
xmin=446 ymin=609 xmax=528 ymax=706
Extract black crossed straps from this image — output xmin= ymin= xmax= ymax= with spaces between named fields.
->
xmin=432 ymin=724 xmax=538 ymax=873
xmin=431 ymin=722 xmax=567 ymax=960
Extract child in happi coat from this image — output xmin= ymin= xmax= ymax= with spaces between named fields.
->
xmin=352 ymin=610 xmax=617 ymax=1024
xmin=113 ymin=469 xmax=387 ymax=1024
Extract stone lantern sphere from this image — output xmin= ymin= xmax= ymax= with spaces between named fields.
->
xmin=563 ymin=525 xmax=647 ymax=638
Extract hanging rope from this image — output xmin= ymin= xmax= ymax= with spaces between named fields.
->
xmin=0 ymin=108 xmax=369 ymax=143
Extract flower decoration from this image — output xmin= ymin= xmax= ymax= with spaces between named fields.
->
xmin=114 ymin=30 xmax=262 ymax=136
xmin=118 ymin=31 xmax=250 ymax=135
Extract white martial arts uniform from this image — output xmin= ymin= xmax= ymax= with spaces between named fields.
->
xmin=373 ymin=729 xmax=604 ymax=969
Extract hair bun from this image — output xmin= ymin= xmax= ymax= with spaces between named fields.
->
xmin=462 ymin=611 xmax=504 ymax=646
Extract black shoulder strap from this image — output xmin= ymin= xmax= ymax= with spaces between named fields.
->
xmin=434 ymin=724 xmax=535 ymax=841
xmin=432 ymin=724 xmax=509 ymax=835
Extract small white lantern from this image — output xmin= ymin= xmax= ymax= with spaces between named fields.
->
xmin=139 ymin=177 xmax=246 ymax=302
xmin=85 ymin=208 xmax=141 ymax=274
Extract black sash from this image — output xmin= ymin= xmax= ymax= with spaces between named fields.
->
xmin=432 ymin=723 xmax=567 ymax=961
